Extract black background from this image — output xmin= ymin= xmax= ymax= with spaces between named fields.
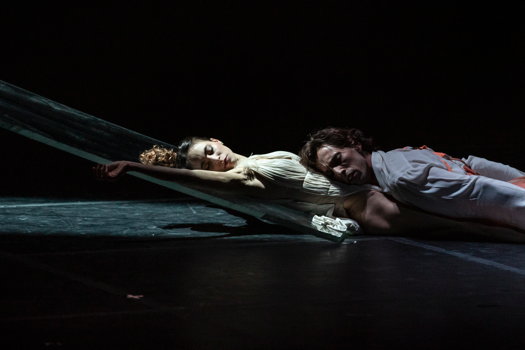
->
xmin=2 ymin=3 xmax=524 ymax=198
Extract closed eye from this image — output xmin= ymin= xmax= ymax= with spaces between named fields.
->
xmin=200 ymin=145 xmax=214 ymax=170
xmin=329 ymin=152 xmax=341 ymax=168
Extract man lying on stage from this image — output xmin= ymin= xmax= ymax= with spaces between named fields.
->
xmin=300 ymin=126 xmax=525 ymax=235
xmin=94 ymin=134 xmax=525 ymax=242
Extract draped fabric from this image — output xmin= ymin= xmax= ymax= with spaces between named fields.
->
xmin=0 ymin=80 xmax=356 ymax=242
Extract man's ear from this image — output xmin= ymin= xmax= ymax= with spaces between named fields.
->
xmin=210 ymin=138 xmax=223 ymax=144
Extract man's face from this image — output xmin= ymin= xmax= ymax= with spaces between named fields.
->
xmin=315 ymin=145 xmax=372 ymax=185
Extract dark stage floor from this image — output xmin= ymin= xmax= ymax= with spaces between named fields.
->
xmin=1 ymin=197 xmax=525 ymax=349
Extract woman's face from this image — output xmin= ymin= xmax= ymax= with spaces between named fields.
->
xmin=187 ymin=138 xmax=238 ymax=171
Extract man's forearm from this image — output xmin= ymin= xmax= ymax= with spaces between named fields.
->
xmin=343 ymin=190 xmax=525 ymax=242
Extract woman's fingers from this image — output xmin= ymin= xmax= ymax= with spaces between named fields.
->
xmin=92 ymin=162 xmax=128 ymax=181
xmin=93 ymin=164 xmax=102 ymax=179
xmin=93 ymin=164 xmax=110 ymax=179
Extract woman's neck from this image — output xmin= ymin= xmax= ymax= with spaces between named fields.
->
xmin=232 ymin=153 xmax=251 ymax=169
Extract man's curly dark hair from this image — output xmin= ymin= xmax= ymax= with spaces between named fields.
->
xmin=299 ymin=127 xmax=377 ymax=170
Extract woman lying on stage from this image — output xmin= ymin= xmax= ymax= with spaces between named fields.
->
xmin=93 ymin=135 xmax=525 ymax=242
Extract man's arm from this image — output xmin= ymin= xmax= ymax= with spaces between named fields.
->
xmin=343 ymin=190 xmax=525 ymax=242
xmin=343 ymin=190 xmax=411 ymax=234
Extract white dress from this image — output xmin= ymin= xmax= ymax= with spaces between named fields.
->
xmin=242 ymin=151 xmax=375 ymax=217
xmin=371 ymin=147 xmax=525 ymax=230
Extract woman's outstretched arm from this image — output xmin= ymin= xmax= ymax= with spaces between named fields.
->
xmin=93 ymin=161 xmax=265 ymax=193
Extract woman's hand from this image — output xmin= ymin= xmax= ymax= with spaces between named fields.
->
xmin=92 ymin=161 xmax=130 ymax=180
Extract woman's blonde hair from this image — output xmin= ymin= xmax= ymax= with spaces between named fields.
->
xmin=139 ymin=145 xmax=178 ymax=167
